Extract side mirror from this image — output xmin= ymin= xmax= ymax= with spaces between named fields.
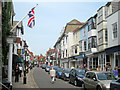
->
xmin=93 ymin=78 xmax=97 ymax=81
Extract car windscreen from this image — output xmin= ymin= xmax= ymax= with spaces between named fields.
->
xmin=65 ymin=69 xmax=71 ymax=73
xmin=47 ymin=66 xmax=50 ymax=68
xmin=42 ymin=64 xmax=46 ymax=66
xmin=57 ymin=68 xmax=63 ymax=72
xmin=97 ymin=73 xmax=117 ymax=80
xmin=53 ymin=66 xmax=59 ymax=70
xmin=77 ymin=69 xmax=85 ymax=75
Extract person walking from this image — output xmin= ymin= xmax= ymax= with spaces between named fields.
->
xmin=19 ymin=65 xmax=22 ymax=77
xmin=50 ymin=67 xmax=56 ymax=84
xmin=71 ymin=65 xmax=74 ymax=69
xmin=89 ymin=66 xmax=92 ymax=71
xmin=113 ymin=67 xmax=118 ymax=78
xmin=15 ymin=64 xmax=20 ymax=82
xmin=97 ymin=66 xmax=101 ymax=71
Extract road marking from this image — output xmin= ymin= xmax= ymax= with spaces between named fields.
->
xmin=32 ymin=67 xmax=40 ymax=89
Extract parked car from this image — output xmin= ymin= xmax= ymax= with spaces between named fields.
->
xmin=56 ymin=68 xmax=64 ymax=78
xmin=41 ymin=64 xmax=46 ymax=69
xmin=110 ymin=78 xmax=120 ymax=90
xmin=61 ymin=68 xmax=71 ymax=81
xmin=69 ymin=68 xmax=87 ymax=86
xmin=45 ymin=66 xmax=50 ymax=72
xmin=83 ymin=71 xmax=117 ymax=90
xmin=48 ymin=66 xmax=60 ymax=74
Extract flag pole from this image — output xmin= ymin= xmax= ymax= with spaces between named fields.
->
xmin=10 ymin=4 xmax=38 ymax=32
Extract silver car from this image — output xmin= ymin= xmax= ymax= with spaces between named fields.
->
xmin=83 ymin=71 xmax=117 ymax=90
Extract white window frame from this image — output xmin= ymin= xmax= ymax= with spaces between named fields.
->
xmin=98 ymin=30 xmax=103 ymax=45
xmin=112 ymin=22 xmax=117 ymax=39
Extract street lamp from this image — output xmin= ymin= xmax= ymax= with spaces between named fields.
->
xmin=23 ymin=43 xmax=28 ymax=84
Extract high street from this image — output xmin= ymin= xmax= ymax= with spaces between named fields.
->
xmin=33 ymin=67 xmax=81 ymax=88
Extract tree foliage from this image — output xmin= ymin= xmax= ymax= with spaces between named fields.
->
xmin=2 ymin=2 xmax=12 ymax=65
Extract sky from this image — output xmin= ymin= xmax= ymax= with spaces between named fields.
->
xmin=13 ymin=1 xmax=107 ymax=56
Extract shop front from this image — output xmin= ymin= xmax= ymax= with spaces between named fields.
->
xmin=61 ymin=58 xmax=68 ymax=68
xmin=105 ymin=45 xmax=120 ymax=69
xmin=73 ymin=54 xmax=87 ymax=68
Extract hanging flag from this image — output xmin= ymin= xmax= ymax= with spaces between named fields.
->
xmin=27 ymin=7 xmax=35 ymax=28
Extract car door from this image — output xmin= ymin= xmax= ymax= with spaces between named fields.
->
xmin=70 ymin=69 xmax=73 ymax=82
xmin=84 ymin=72 xmax=92 ymax=89
xmin=61 ymin=70 xmax=64 ymax=78
xmin=71 ymin=69 xmax=75 ymax=83
xmin=88 ymin=72 xmax=98 ymax=90
xmin=73 ymin=70 xmax=77 ymax=81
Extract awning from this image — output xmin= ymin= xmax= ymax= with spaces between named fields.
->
xmin=13 ymin=54 xmax=23 ymax=63
xmin=73 ymin=54 xmax=85 ymax=59
xmin=105 ymin=45 xmax=120 ymax=54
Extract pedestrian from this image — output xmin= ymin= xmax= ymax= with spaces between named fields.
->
xmin=113 ymin=67 xmax=118 ymax=78
xmin=89 ymin=66 xmax=92 ymax=71
xmin=79 ymin=66 xmax=82 ymax=69
xmin=71 ymin=65 xmax=74 ymax=69
xmin=19 ymin=65 xmax=22 ymax=77
xmin=97 ymin=66 xmax=101 ymax=71
xmin=83 ymin=64 xmax=86 ymax=69
xmin=106 ymin=64 xmax=112 ymax=72
xmin=76 ymin=65 xmax=79 ymax=68
xmin=15 ymin=64 xmax=20 ymax=82
xmin=26 ymin=66 xmax=29 ymax=73
xmin=50 ymin=67 xmax=56 ymax=84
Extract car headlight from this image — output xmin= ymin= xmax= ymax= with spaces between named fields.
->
xmin=77 ymin=77 xmax=82 ymax=81
xmin=103 ymin=84 xmax=110 ymax=88
xmin=65 ymin=73 xmax=69 ymax=77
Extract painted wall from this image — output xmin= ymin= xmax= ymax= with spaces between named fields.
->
xmin=107 ymin=10 xmax=119 ymax=48
xmin=80 ymin=24 xmax=88 ymax=52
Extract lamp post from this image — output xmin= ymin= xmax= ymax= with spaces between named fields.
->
xmin=23 ymin=43 xmax=28 ymax=84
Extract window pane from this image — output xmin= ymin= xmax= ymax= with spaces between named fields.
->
xmin=112 ymin=22 xmax=117 ymax=38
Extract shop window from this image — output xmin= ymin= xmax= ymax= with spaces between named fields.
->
xmin=93 ymin=58 xmax=98 ymax=68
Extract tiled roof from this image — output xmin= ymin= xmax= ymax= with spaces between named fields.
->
xmin=46 ymin=48 xmax=55 ymax=56
xmin=73 ymin=27 xmax=80 ymax=32
xmin=67 ymin=19 xmax=85 ymax=25
xmin=73 ymin=21 xmax=88 ymax=32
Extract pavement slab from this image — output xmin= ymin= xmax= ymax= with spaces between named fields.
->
xmin=12 ymin=67 xmax=39 ymax=89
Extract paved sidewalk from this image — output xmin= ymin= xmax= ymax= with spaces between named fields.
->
xmin=12 ymin=67 xmax=39 ymax=89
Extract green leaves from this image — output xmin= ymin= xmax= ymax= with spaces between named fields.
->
xmin=2 ymin=2 xmax=12 ymax=65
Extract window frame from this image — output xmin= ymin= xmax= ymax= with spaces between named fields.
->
xmin=112 ymin=22 xmax=117 ymax=39
xmin=98 ymin=30 xmax=103 ymax=45
xmin=84 ymin=40 xmax=87 ymax=51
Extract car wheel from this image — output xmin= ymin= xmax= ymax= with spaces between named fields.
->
xmin=97 ymin=86 xmax=102 ymax=90
xmin=114 ymin=88 xmax=118 ymax=90
xmin=69 ymin=78 xmax=71 ymax=83
xmin=74 ymin=80 xmax=77 ymax=86
xmin=64 ymin=76 xmax=66 ymax=81
xmin=82 ymin=83 xmax=87 ymax=90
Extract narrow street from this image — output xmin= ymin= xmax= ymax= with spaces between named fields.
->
xmin=33 ymin=67 xmax=81 ymax=88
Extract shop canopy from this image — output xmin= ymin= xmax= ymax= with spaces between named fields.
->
xmin=13 ymin=54 xmax=23 ymax=64
xmin=105 ymin=45 xmax=120 ymax=54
